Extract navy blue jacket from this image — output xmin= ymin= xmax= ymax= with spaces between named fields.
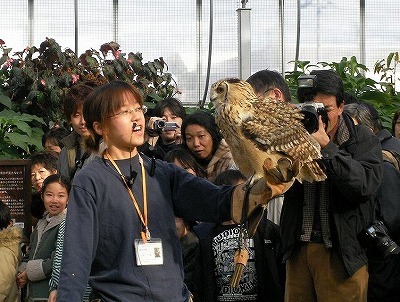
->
xmin=57 ymin=155 xmax=233 ymax=302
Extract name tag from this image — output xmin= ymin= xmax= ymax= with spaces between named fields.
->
xmin=134 ymin=238 xmax=163 ymax=266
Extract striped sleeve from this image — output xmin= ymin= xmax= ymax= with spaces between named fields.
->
xmin=49 ymin=218 xmax=65 ymax=291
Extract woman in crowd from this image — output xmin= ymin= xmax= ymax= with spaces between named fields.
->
xmin=392 ymin=109 xmax=400 ymax=139
xmin=54 ymin=80 xmax=271 ymax=302
xmin=181 ymin=111 xmax=237 ymax=182
xmin=30 ymin=151 xmax=59 ymax=223
xmin=140 ymin=97 xmax=186 ymax=160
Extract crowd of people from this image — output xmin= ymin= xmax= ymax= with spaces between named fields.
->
xmin=1 ymin=68 xmax=400 ymax=302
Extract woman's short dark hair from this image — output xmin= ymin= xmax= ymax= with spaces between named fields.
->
xmin=83 ymin=80 xmax=143 ymax=151
xmin=181 ymin=111 xmax=222 ymax=156
xmin=153 ymin=98 xmax=186 ymax=119
xmin=30 ymin=151 xmax=58 ymax=172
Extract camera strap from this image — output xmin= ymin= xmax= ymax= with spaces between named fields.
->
xmin=104 ymin=151 xmax=150 ymax=242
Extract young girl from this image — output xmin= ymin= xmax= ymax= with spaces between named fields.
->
xmin=17 ymin=174 xmax=69 ymax=301
xmin=54 ymin=80 xmax=272 ymax=302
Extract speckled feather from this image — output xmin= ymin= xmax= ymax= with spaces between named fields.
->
xmin=210 ymin=78 xmax=326 ymax=183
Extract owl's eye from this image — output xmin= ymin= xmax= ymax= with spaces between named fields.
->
xmin=216 ymin=86 xmax=224 ymax=93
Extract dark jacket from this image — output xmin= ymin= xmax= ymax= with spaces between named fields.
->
xmin=280 ymin=113 xmax=382 ymax=277
xmin=193 ymin=218 xmax=284 ymax=302
xmin=377 ymin=129 xmax=400 ymax=153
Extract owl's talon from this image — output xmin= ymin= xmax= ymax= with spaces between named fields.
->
xmin=263 ymin=157 xmax=298 ymax=183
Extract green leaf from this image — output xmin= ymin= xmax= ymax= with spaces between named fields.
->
xmin=0 ymin=91 xmax=12 ymax=108
xmin=387 ymin=52 xmax=394 ymax=67
xmin=4 ymin=132 xmax=29 ymax=151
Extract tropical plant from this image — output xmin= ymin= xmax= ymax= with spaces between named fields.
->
xmin=0 ymin=38 xmax=179 ymax=127
xmin=0 ymin=90 xmax=45 ymax=158
xmin=0 ymin=38 xmax=179 ymax=158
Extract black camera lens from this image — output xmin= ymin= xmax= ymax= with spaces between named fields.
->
xmin=154 ymin=120 xmax=166 ymax=130
xmin=364 ymin=221 xmax=400 ymax=258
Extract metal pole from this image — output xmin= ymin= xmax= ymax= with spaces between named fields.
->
xmin=28 ymin=0 xmax=34 ymax=46
xmin=196 ymin=0 xmax=202 ymax=103
xmin=279 ymin=0 xmax=285 ymax=76
xmin=237 ymin=7 xmax=251 ymax=80
xmin=74 ymin=0 xmax=78 ymax=54
xmin=199 ymin=0 xmax=213 ymax=108
xmin=113 ymin=0 xmax=118 ymax=42
xmin=360 ymin=0 xmax=366 ymax=66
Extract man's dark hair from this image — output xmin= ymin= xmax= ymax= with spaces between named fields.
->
xmin=63 ymin=84 xmax=93 ymax=122
xmin=0 ymin=201 xmax=11 ymax=230
xmin=181 ymin=111 xmax=222 ymax=156
xmin=247 ymin=69 xmax=292 ymax=102
xmin=153 ymin=97 xmax=186 ymax=119
xmin=307 ymin=70 xmax=344 ymax=107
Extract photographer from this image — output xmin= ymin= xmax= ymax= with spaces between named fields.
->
xmin=139 ymin=97 xmax=186 ymax=160
xmin=280 ymin=70 xmax=382 ymax=301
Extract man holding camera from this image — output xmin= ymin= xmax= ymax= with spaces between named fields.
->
xmin=280 ymin=70 xmax=382 ymax=301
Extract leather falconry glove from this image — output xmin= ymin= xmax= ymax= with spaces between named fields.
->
xmin=231 ymin=156 xmax=298 ymax=237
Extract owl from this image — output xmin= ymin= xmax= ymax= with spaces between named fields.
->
xmin=210 ymin=78 xmax=326 ymax=190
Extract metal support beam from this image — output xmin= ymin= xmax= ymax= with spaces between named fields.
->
xmin=360 ymin=0 xmax=366 ymax=66
xmin=237 ymin=8 xmax=251 ymax=80
xmin=74 ymin=0 xmax=78 ymax=54
xmin=28 ymin=0 xmax=34 ymax=46
xmin=113 ymin=0 xmax=118 ymax=42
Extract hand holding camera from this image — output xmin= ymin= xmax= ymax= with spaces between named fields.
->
xmin=146 ymin=117 xmax=179 ymax=137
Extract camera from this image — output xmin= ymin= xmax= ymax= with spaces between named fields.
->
xmin=153 ymin=119 xmax=178 ymax=132
xmin=295 ymin=102 xmax=328 ymax=134
xmin=363 ymin=220 xmax=400 ymax=258
xmin=296 ymin=74 xmax=328 ymax=133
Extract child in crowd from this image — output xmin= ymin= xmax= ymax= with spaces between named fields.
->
xmin=0 ymin=201 xmax=23 ymax=302
xmin=17 ymin=175 xmax=69 ymax=301
xmin=193 ymin=169 xmax=284 ymax=302
xmin=30 ymin=151 xmax=59 ymax=223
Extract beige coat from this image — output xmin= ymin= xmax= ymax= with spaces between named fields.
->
xmin=205 ymin=139 xmax=237 ymax=183
xmin=0 ymin=226 xmax=23 ymax=302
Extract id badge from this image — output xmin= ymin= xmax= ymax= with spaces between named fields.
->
xmin=134 ymin=238 xmax=163 ymax=266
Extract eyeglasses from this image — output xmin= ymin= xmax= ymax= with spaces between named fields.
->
xmin=108 ymin=105 xmax=148 ymax=119
xmin=257 ymin=88 xmax=274 ymax=98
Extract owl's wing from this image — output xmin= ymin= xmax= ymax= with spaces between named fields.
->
xmin=242 ymin=97 xmax=321 ymax=162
